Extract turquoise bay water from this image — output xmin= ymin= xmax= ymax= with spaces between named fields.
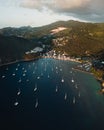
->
xmin=0 ymin=58 xmax=104 ymax=130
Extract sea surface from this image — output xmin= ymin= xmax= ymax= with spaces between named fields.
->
xmin=0 ymin=58 xmax=104 ymax=130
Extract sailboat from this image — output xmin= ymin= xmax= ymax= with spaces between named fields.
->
xmin=56 ymin=66 xmax=58 ymax=69
xmin=52 ymin=68 xmax=53 ymax=71
xmin=22 ymin=67 xmax=25 ymax=70
xmin=33 ymin=71 xmax=35 ymax=74
xmin=37 ymin=76 xmax=40 ymax=79
xmin=17 ymin=64 xmax=20 ymax=67
xmin=64 ymin=93 xmax=67 ymax=100
xmin=16 ymin=68 xmax=18 ymax=71
xmin=23 ymin=73 xmax=26 ymax=76
xmin=2 ymin=75 xmax=5 ymax=79
xmin=73 ymin=97 xmax=75 ymax=104
xmin=75 ymin=84 xmax=78 ymax=89
xmin=34 ymin=84 xmax=37 ymax=92
xmin=24 ymin=70 xmax=27 ymax=73
xmin=14 ymin=100 xmax=19 ymax=106
xmin=18 ymin=79 xmax=22 ymax=83
xmin=55 ymin=86 xmax=58 ymax=92
xmin=6 ymin=68 xmax=8 ymax=71
xmin=61 ymin=78 xmax=64 ymax=83
xmin=35 ymin=99 xmax=38 ymax=108
xmin=17 ymin=89 xmax=21 ymax=95
xmin=78 ymin=92 xmax=80 ymax=97
xmin=71 ymin=78 xmax=74 ymax=83
xmin=70 ymin=71 xmax=72 ymax=73
xmin=41 ymin=72 xmax=43 ymax=76
xmin=60 ymin=68 xmax=62 ymax=71
xmin=12 ymin=73 xmax=16 ymax=76
xmin=48 ymin=74 xmax=50 ymax=78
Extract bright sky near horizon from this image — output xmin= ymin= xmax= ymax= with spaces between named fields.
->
xmin=0 ymin=0 xmax=104 ymax=28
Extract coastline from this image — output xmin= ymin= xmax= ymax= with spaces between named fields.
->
xmin=72 ymin=67 xmax=93 ymax=75
xmin=73 ymin=65 xmax=104 ymax=94
xmin=42 ymin=55 xmax=81 ymax=63
xmin=0 ymin=57 xmax=40 ymax=67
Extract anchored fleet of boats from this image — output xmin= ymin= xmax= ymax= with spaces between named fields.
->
xmin=1 ymin=59 xmax=81 ymax=109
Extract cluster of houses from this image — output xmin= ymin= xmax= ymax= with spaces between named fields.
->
xmin=42 ymin=50 xmax=81 ymax=62
xmin=52 ymin=37 xmax=69 ymax=47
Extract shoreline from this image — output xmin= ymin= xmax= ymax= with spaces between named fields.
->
xmin=72 ymin=67 xmax=93 ymax=75
xmin=42 ymin=56 xmax=81 ymax=63
xmin=73 ymin=66 xmax=104 ymax=94
xmin=0 ymin=56 xmax=81 ymax=67
xmin=0 ymin=57 xmax=40 ymax=67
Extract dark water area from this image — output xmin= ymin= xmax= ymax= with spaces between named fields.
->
xmin=0 ymin=58 xmax=104 ymax=130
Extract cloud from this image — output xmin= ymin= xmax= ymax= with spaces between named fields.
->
xmin=20 ymin=0 xmax=104 ymax=22
xmin=20 ymin=0 xmax=42 ymax=9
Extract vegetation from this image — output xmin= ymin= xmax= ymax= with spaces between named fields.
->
xmin=90 ymin=67 xmax=104 ymax=80
xmin=0 ymin=35 xmax=37 ymax=64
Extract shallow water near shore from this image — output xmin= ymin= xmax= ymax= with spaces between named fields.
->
xmin=0 ymin=58 xmax=104 ymax=130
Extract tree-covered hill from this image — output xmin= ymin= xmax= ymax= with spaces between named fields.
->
xmin=0 ymin=35 xmax=37 ymax=64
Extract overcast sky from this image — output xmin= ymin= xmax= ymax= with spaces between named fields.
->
xmin=0 ymin=0 xmax=104 ymax=28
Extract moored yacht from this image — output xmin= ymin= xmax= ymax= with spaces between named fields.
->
xmin=37 ymin=76 xmax=40 ymax=79
xmin=61 ymin=78 xmax=64 ymax=83
xmin=71 ymin=78 xmax=74 ymax=83
xmin=35 ymin=99 xmax=38 ymax=108
xmin=2 ymin=75 xmax=5 ymax=79
xmin=16 ymin=68 xmax=18 ymax=71
xmin=34 ymin=84 xmax=37 ymax=92
xmin=17 ymin=89 xmax=21 ymax=95
xmin=12 ymin=73 xmax=16 ymax=76
xmin=75 ymin=84 xmax=78 ymax=89
xmin=18 ymin=79 xmax=22 ymax=83
xmin=78 ymin=92 xmax=80 ymax=97
xmin=64 ymin=93 xmax=67 ymax=100
xmin=73 ymin=97 xmax=75 ymax=104
xmin=14 ymin=101 xmax=19 ymax=106
xmin=23 ymin=73 xmax=26 ymax=76
xmin=55 ymin=86 xmax=58 ymax=92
